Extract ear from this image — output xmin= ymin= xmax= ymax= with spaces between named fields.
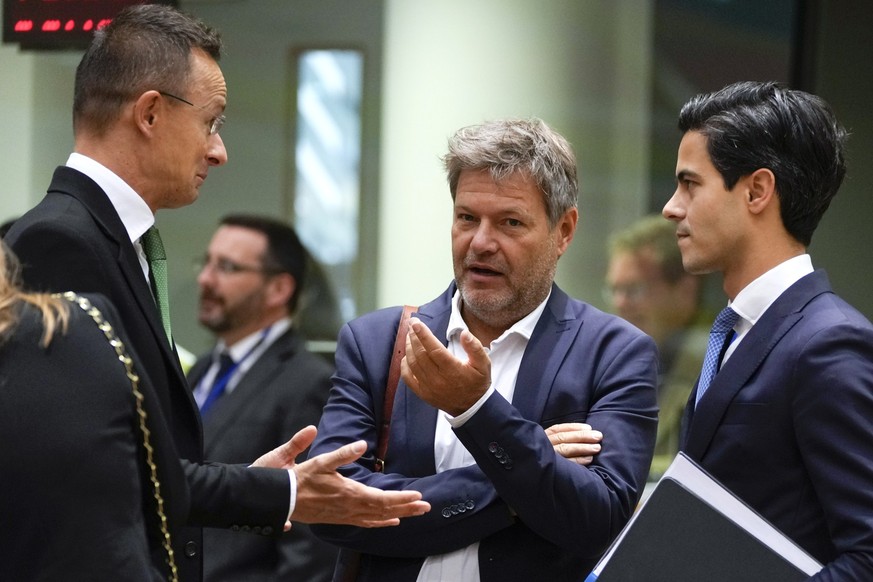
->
xmin=265 ymin=273 xmax=296 ymax=311
xmin=555 ymin=207 xmax=578 ymax=256
xmin=745 ymin=168 xmax=777 ymax=216
xmin=132 ymin=90 xmax=163 ymax=136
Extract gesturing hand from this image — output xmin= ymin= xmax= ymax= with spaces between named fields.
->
xmin=401 ymin=317 xmax=491 ymax=416
xmin=252 ymin=426 xmax=431 ymax=528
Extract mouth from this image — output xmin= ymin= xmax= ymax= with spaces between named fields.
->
xmin=465 ymin=261 xmax=503 ymax=278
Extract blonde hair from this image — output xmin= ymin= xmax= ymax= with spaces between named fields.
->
xmin=0 ymin=242 xmax=69 ymax=347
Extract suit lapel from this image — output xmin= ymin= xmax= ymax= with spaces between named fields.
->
xmin=204 ymin=330 xmax=302 ymax=435
xmin=513 ymin=286 xmax=581 ymax=421
xmin=60 ymin=172 xmax=188 ymax=384
xmin=392 ymin=288 xmax=453 ymax=474
xmin=683 ymin=271 xmax=833 ymax=459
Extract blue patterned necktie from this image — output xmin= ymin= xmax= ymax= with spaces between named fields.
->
xmin=141 ymin=227 xmax=172 ymax=344
xmin=695 ymin=306 xmax=740 ymax=406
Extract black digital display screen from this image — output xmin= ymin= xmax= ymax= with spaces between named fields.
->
xmin=3 ymin=0 xmax=177 ymax=50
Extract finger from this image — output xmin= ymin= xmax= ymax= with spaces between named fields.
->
xmin=554 ymin=442 xmax=601 ymax=458
xmin=545 ymin=422 xmax=593 ymax=435
xmin=312 ymin=440 xmax=368 ymax=471
xmin=459 ymin=329 xmax=488 ymax=375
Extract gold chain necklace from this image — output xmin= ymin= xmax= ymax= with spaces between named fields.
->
xmin=61 ymin=292 xmax=178 ymax=582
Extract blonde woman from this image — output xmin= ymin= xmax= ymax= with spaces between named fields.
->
xmin=0 ymin=241 xmax=187 ymax=581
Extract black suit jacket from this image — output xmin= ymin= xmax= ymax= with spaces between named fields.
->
xmin=6 ymin=166 xmax=291 ymax=581
xmin=188 ymin=327 xmax=338 ymax=581
xmin=0 ymin=294 xmax=188 ymax=581
xmin=681 ymin=271 xmax=873 ymax=580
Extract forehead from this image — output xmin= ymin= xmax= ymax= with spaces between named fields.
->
xmin=454 ymin=169 xmax=545 ymax=211
xmin=209 ymin=225 xmax=266 ymax=256
xmin=608 ymin=250 xmax=661 ymax=281
xmin=188 ymin=49 xmax=227 ymax=104
xmin=676 ymin=131 xmax=714 ymax=173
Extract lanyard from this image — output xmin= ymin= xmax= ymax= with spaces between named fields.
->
xmin=199 ymin=325 xmax=272 ymax=413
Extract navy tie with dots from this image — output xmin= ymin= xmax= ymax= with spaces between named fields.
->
xmin=695 ymin=306 xmax=740 ymax=407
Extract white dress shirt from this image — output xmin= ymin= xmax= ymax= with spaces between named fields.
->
xmin=193 ymin=318 xmax=292 ymax=407
xmin=416 ymin=290 xmax=550 ymax=582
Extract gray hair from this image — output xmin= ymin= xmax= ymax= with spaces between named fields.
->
xmin=442 ymin=118 xmax=578 ymax=228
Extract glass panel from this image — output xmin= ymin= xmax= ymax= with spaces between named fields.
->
xmin=292 ymin=49 xmax=363 ymax=338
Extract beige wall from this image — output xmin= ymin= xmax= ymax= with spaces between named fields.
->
xmin=378 ymin=0 xmax=653 ymax=308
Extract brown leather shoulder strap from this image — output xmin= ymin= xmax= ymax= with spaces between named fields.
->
xmin=375 ymin=304 xmax=417 ymax=472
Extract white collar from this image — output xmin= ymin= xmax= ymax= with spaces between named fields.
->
xmin=66 ymin=152 xmax=154 ymax=243
xmin=446 ymin=288 xmax=551 ymax=347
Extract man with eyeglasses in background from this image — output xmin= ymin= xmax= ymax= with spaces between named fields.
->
xmin=5 ymin=5 xmax=427 ymax=581
xmin=603 ymin=214 xmax=712 ymax=480
xmin=189 ymin=214 xmax=338 ymax=582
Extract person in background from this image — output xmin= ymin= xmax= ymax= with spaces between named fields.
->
xmin=309 ymin=117 xmax=657 ymax=581
xmin=665 ymin=80 xmax=873 ymax=579
xmin=189 ymin=214 xmax=337 ymax=581
xmin=4 ymin=5 xmax=427 ymax=580
xmin=604 ymin=214 xmax=711 ymax=478
xmin=0 ymin=240 xmax=188 ymax=581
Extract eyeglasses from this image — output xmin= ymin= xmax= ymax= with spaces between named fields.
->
xmin=159 ymin=91 xmax=226 ymax=135
xmin=602 ymin=282 xmax=650 ymax=304
xmin=195 ymin=257 xmax=282 ymax=277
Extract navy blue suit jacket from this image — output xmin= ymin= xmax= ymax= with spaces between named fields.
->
xmin=681 ymin=270 xmax=873 ymax=581
xmin=310 ymin=283 xmax=658 ymax=581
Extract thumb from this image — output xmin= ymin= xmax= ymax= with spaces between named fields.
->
xmin=460 ymin=330 xmax=489 ymax=372
xmin=287 ymin=425 xmax=318 ymax=457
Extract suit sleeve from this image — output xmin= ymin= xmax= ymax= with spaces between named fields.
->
xmin=454 ymin=330 xmax=658 ymax=557
xmin=795 ymin=321 xmax=873 ymax=581
xmin=309 ymin=316 xmax=516 ymax=558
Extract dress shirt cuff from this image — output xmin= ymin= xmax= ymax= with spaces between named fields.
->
xmin=447 ymin=386 xmax=495 ymax=428
xmin=287 ymin=469 xmax=297 ymax=521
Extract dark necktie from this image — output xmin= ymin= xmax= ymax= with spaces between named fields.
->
xmin=695 ymin=306 xmax=740 ymax=407
xmin=200 ymin=352 xmax=235 ymax=417
xmin=141 ymin=227 xmax=172 ymax=344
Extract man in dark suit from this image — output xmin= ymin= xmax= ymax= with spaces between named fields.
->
xmin=5 ymin=5 xmax=427 ymax=581
xmin=664 ymin=81 xmax=873 ymax=580
xmin=188 ymin=215 xmax=338 ymax=581
xmin=309 ymin=118 xmax=659 ymax=581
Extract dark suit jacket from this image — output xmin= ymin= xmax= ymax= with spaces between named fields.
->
xmin=681 ymin=270 xmax=873 ymax=581
xmin=187 ymin=327 xmax=338 ymax=581
xmin=0 ymin=294 xmax=188 ymax=581
xmin=309 ymin=283 xmax=659 ymax=582
xmin=6 ymin=166 xmax=291 ymax=582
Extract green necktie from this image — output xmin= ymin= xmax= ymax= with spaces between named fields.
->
xmin=141 ymin=226 xmax=173 ymax=344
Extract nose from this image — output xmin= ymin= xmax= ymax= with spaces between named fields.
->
xmin=662 ymin=188 xmax=684 ymax=222
xmin=469 ymin=222 xmax=498 ymax=254
xmin=197 ymin=262 xmax=215 ymax=287
xmin=208 ymin=133 xmax=228 ymax=166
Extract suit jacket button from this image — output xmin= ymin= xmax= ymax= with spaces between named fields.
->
xmin=465 ymin=500 xmax=474 ymax=510
xmin=262 ymin=526 xmax=274 ymax=535
xmin=231 ymin=524 xmax=240 ymax=532
xmin=184 ymin=541 xmax=198 ymax=558
xmin=253 ymin=526 xmax=262 ymax=535
xmin=442 ymin=508 xmax=452 ymax=518
xmin=241 ymin=525 xmax=251 ymax=532
xmin=488 ymin=442 xmax=499 ymax=453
